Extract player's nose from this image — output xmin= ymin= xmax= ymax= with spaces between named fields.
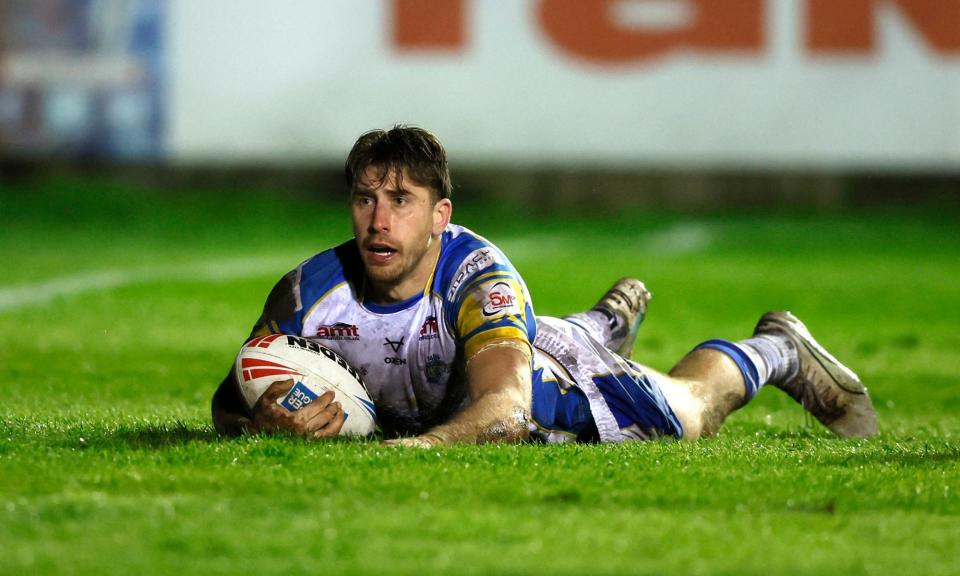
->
xmin=369 ymin=199 xmax=391 ymax=232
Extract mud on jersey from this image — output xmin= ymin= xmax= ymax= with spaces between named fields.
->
xmin=249 ymin=224 xmax=536 ymax=436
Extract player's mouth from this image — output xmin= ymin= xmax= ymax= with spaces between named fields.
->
xmin=365 ymin=242 xmax=398 ymax=265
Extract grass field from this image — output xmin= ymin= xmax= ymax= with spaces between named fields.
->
xmin=1 ymin=176 xmax=958 ymax=575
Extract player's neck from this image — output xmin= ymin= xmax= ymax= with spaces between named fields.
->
xmin=365 ymin=237 xmax=441 ymax=305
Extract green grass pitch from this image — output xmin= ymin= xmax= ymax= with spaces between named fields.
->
xmin=1 ymin=177 xmax=958 ymax=575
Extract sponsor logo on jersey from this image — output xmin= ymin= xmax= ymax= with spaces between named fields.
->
xmin=418 ymin=316 xmax=440 ymax=341
xmin=482 ymin=281 xmax=518 ymax=316
xmin=383 ymin=336 xmax=405 ymax=353
xmin=315 ymin=322 xmax=360 ymax=341
xmin=425 ymin=354 xmax=450 ymax=383
xmin=383 ymin=336 xmax=407 ymax=366
xmin=277 ymin=381 xmax=317 ymax=411
xmin=447 ymin=248 xmax=495 ymax=300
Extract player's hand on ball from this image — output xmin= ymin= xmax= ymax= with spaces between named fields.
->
xmin=250 ymin=379 xmax=345 ymax=438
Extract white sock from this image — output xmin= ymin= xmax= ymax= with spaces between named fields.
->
xmin=564 ymin=310 xmax=621 ymax=349
xmin=738 ymin=333 xmax=798 ymax=386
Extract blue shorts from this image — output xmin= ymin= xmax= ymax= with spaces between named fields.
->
xmin=529 ymin=317 xmax=683 ymax=443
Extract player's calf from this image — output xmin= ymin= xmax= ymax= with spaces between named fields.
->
xmin=669 ymin=312 xmax=877 ymax=439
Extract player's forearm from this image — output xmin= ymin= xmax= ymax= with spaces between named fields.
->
xmin=422 ymin=344 xmax=533 ymax=445
xmin=424 ymin=388 xmax=530 ymax=445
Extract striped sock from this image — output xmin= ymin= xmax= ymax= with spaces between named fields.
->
xmin=738 ymin=333 xmax=799 ymax=385
xmin=565 ymin=310 xmax=618 ymax=347
xmin=693 ymin=334 xmax=797 ymax=400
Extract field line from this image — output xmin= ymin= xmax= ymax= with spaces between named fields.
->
xmin=0 ymin=224 xmax=712 ymax=312
xmin=0 ymin=254 xmax=302 ymax=312
xmin=642 ymin=223 xmax=713 ymax=254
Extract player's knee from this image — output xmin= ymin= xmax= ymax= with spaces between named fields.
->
xmin=666 ymin=395 xmax=707 ymax=441
xmin=656 ymin=376 xmax=707 ymax=440
xmin=679 ymin=416 xmax=704 ymax=441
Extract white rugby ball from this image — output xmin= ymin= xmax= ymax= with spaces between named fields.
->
xmin=234 ymin=334 xmax=376 ymax=436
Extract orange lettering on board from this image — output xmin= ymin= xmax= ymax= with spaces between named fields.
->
xmin=392 ymin=0 xmax=467 ymax=51
xmin=538 ymin=0 xmax=765 ymax=64
xmin=807 ymin=0 xmax=960 ymax=55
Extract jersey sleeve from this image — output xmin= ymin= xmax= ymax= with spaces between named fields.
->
xmin=455 ymin=274 xmax=533 ymax=359
xmin=440 ymin=235 xmax=537 ymax=359
xmin=248 ymin=265 xmax=305 ymax=339
xmin=249 ymin=242 xmax=356 ymax=340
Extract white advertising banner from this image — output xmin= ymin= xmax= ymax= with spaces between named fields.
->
xmin=169 ymin=0 xmax=960 ymax=169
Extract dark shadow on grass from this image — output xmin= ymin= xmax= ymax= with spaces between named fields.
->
xmin=54 ymin=421 xmax=220 ymax=450
xmin=111 ymin=423 xmax=219 ymax=448
xmin=98 ymin=423 xmax=376 ymax=450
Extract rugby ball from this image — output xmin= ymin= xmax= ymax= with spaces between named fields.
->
xmin=234 ymin=334 xmax=376 ymax=436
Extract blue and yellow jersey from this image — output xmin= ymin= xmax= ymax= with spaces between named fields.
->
xmin=248 ymin=224 xmax=535 ymax=436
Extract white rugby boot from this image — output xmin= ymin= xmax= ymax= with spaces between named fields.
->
xmin=754 ymin=311 xmax=878 ymax=438
xmin=592 ymin=277 xmax=652 ymax=359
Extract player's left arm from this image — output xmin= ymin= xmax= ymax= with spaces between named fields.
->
xmin=388 ymin=341 xmax=532 ymax=446
xmin=383 ymin=241 xmax=537 ymax=447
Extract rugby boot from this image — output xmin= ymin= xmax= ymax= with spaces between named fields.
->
xmin=592 ymin=277 xmax=652 ymax=359
xmin=754 ymin=311 xmax=878 ymax=438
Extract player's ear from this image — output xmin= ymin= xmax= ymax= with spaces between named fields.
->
xmin=433 ymin=198 xmax=452 ymax=235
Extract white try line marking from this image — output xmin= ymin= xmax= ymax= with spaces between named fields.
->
xmin=0 ymin=224 xmax=713 ymax=312
xmin=642 ymin=222 xmax=713 ymax=255
xmin=0 ymin=254 xmax=303 ymax=312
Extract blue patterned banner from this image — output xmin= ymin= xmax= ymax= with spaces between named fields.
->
xmin=0 ymin=0 xmax=165 ymax=160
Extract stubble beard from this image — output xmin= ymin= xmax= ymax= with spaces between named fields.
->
xmin=365 ymin=234 xmax=433 ymax=290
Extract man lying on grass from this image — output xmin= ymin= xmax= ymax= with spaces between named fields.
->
xmin=212 ymin=125 xmax=877 ymax=445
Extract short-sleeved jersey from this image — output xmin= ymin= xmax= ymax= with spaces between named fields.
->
xmin=249 ymin=224 xmax=536 ymax=436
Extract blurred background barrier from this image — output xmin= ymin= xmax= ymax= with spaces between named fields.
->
xmin=0 ymin=0 xmax=164 ymax=159
xmin=1 ymin=0 xmax=958 ymax=209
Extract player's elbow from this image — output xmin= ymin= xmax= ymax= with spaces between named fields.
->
xmin=479 ymin=393 xmax=532 ymax=444
xmin=211 ymin=373 xmax=249 ymax=437
xmin=211 ymin=394 xmax=242 ymax=437
xmin=477 ymin=415 xmax=530 ymax=444
xmin=494 ymin=363 xmax=533 ymax=443
xmin=211 ymin=400 xmax=232 ymax=436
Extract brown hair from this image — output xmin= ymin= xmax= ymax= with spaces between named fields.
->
xmin=345 ymin=125 xmax=453 ymax=202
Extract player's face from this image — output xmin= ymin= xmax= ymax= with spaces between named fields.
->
xmin=351 ymin=165 xmax=452 ymax=302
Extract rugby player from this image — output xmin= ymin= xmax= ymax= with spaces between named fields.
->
xmin=211 ymin=125 xmax=877 ymax=445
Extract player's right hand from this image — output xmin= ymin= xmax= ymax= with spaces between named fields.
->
xmin=249 ymin=379 xmax=345 ymax=439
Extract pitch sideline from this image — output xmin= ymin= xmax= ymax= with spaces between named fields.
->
xmin=0 ymin=224 xmax=712 ymax=312
xmin=0 ymin=254 xmax=302 ymax=312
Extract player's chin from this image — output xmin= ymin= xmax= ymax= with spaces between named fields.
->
xmin=363 ymin=261 xmax=404 ymax=285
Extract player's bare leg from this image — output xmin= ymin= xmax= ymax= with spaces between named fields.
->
xmin=650 ymin=311 xmax=877 ymax=440
xmin=565 ymin=277 xmax=652 ymax=358
xmin=658 ymin=349 xmax=749 ymax=439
